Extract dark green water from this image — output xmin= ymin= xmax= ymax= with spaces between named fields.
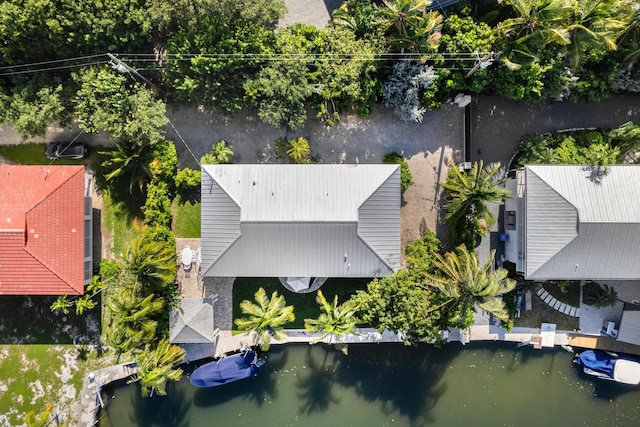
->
xmin=99 ymin=343 xmax=640 ymax=427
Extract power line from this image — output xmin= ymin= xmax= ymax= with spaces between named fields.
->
xmin=0 ymin=54 xmax=105 ymax=70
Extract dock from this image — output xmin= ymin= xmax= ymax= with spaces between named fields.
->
xmin=568 ymin=333 xmax=640 ymax=356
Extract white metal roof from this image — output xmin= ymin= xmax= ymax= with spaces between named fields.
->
xmin=525 ymin=165 xmax=640 ymax=280
xmin=201 ymin=164 xmax=401 ymax=277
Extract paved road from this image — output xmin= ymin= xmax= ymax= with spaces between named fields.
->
xmin=471 ymin=94 xmax=640 ymax=168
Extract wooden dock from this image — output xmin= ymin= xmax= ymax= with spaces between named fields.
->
xmin=568 ymin=333 xmax=640 ymax=356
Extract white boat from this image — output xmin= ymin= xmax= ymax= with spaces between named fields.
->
xmin=574 ymin=350 xmax=640 ymax=385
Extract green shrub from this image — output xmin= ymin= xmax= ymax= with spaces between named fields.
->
xmin=201 ymin=139 xmax=235 ymax=164
xmin=143 ymin=225 xmax=176 ymax=249
xmin=142 ymin=181 xmax=172 ymax=228
xmin=383 ymin=152 xmax=413 ymax=193
xmin=175 ymin=168 xmax=201 ymax=203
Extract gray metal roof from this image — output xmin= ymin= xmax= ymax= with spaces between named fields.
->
xmin=169 ymin=298 xmax=216 ymax=344
xmin=201 ymin=164 xmax=401 ymax=277
xmin=617 ymin=304 xmax=640 ymax=346
xmin=525 ymin=165 xmax=640 ymax=280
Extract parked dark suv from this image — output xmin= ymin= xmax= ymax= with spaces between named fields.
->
xmin=45 ymin=142 xmax=88 ymax=160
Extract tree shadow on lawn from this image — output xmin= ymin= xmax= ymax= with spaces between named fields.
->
xmin=0 ymin=295 xmax=101 ymax=345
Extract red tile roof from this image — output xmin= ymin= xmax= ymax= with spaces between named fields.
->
xmin=0 ymin=165 xmax=86 ymax=295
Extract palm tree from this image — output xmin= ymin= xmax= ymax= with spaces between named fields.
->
xmin=105 ymin=286 xmax=165 ymax=356
xmin=211 ymin=139 xmax=234 ymax=163
xmin=497 ymin=0 xmax=570 ymax=67
xmin=234 ymin=287 xmax=295 ymax=351
xmin=124 ymin=236 xmax=177 ymax=296
xmin=374 ymin=0 xmax=443 ymax=53
xmin=563 ymin=0 xmax=630 ymax=70
xmin=304 ymin=291 xmax=360 ymax=354
xmin=439 ymin=161 xmax=511 ymax=229
xmin=101 ymin=142 xmax=153 ymax=195
xmin=424 ymin=245 xmax=516 ymax=327
xmin=287 ymin=137 xmax=311 ymax=163
xmin=130 ymin=338 xmax=186 ymax=397
xmin=24 ymin=402 xmax=64 ymax=427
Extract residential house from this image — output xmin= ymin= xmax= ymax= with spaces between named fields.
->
xmin=0 ymin=165 xmax=91 ymax=295
xmin=503 ymin=165 xmax=640 ymax=281
xmin=200 ymin=164 xmax=401 ymax=280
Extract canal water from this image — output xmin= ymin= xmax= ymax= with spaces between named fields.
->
xmin=99 ymin=342 xmax=640 ymax=427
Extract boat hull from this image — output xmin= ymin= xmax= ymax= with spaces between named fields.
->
xmin=190 ymin=351 xmax=262 ymax=388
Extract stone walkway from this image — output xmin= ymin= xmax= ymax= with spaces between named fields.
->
xmin=535 ymin=286 xmax=581 ymax=318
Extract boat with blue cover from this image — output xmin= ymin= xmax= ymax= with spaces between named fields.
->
xmin=574 ymin=349 xmax=640 ymax=385
xmin=190 ymin=350 xmax=265 ymax=388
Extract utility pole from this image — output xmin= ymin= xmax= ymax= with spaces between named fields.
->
xmin=465 ymin=51 xmax=495 ymax=79
xmin=106 ymin=53 xmax=157 ymax=90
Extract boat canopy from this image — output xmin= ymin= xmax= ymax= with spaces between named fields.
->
xmin=190 ymin=351 xmax=261 ymax=387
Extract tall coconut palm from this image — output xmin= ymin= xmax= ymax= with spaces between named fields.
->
xmin=101 ymin=142 xmax=153 ymax=195
xmin=234 ymin=287 xmax=295 ymax=351
xmin=563 ymin=0 xmax=630 ymax=70
xmin=439 ymin=161 xmax=511 ymax=229
xmin=374 ymin=0 xmax=443 ymax=53
xmin=304 ymin=291 xmax=360 ymax=354
xmin=124 ymin=236 xmax=177 ymax=296
xmin=130 ymin=338 xmax=186 ymax=397
xmin=105 ymin=286 xmax=165 ymax=356
xmin=424 ymin=245 xmax=516 ymax=327
xmin=497 ymin=0 xmax=570 ymax=66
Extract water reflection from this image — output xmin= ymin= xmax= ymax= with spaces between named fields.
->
xmin=295 ymin=346 xmax=342 ymax=415
xmin=335 ymin=344 xmax=454 ymax=426
xmin=130 ymin=382 xmax=190 ymax=427
xmin=99 ymin=343 xmax=640 ymax=427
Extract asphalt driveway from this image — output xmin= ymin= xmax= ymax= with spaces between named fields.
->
xmin=471 ymin=94 xmax=640 ymax=168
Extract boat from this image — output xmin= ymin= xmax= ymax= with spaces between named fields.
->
xmin=573 ymin=349 xmax=640 ymax=385
xmin=190 ymin=350 xmax=265 ymax=388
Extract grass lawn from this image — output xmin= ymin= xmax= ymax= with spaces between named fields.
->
xmin=542 ymin=281 xmax=581 ymax=306
xmin=0 ymin=295 xmax=111 ymax=425
xmin=0 ymin=142 xmax=108 ymax=170
xmin=171 ymin=197 xmax=201 ymax=238
xmin=102 ymin=191 xmax=145 ymax=257
xmin=233 ymin=278 xmax=371 ymax=330
xmin=514 ymin=291 xmax=579 ymax=331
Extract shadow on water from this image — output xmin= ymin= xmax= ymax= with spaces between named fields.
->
xmin=333 ymin=343 xmax=460 ymax=426
xmin=295 ymin=346 xmax=343 ymax=415
xmin=191 ymin=348 xmax=287 ymax=408
xmin=129 ymin=382 xmax=190 ymax=427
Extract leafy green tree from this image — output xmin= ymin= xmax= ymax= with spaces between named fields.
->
xmin=310 ymin=26 xmax=381 ymax=123
xmin=74 ymin=67 xmax=168 ymax=146
xmin=287 ymin=137 xmax=311 ymax=163
xmin=166 ymin=17 xmax=274 ymax=113
xmin=305 ymin=291 xmax=360 ymax=354
xmin=404 ymin=229 xmax=441 ymax=277
xmin=439 ymin=161 xmax=510 ymax=229
xmin=234 ymin=287 xmax=295 ymax=351
xmin=374 ymin=0 xmax=443 ymax=53
xmin=425 ymin=245 xmax=516 ymax=327
xmin=353 ymin=271 xmax=446 ymax=345
xmin=245 ymin=25 xmax=315 ymax=131
xmin=130 ymin=338 xmax=186 ymax=397
xmin=330 ymin=0 xmax=380 ymax=40
xmin=0 ymin=85 xmax=66 ymax=139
